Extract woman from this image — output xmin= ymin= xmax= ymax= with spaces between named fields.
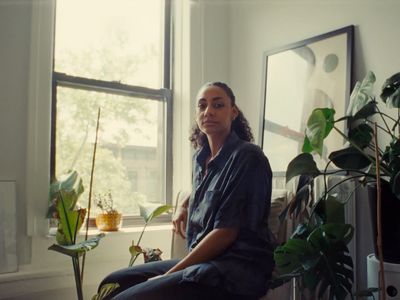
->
xmin=98 ymin=82 xmax=275 ymax=300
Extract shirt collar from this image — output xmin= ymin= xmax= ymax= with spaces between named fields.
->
xmin=196 ymin=131 xmax=242 ymax=170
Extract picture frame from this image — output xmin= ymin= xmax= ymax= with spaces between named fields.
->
xmin=259 ymin=25 xmax=354 ymax=174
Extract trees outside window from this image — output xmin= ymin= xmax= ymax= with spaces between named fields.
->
xmin=52 ymin=0 xmax=172 ymax=218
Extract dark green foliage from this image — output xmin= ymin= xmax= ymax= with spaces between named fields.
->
xmin=272 ymin=71 xmax=400 ymax=299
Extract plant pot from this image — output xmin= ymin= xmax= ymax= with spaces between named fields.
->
xmin=95 ymin=212 xmax=122 ymax=231
xmin=368 ymin=181 xmax=400 ymax=264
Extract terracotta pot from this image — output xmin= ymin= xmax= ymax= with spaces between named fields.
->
xmin=95 ymin=212 xmax=122 ymax=231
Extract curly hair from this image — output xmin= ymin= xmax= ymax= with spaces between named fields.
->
xmin=189 ymin=82 xmax=254 ymax=149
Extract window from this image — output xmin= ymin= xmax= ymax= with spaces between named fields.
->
xmin=51 ymin=0 xmax=172 ymax=220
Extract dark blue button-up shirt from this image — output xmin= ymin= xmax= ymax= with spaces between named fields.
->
xmin=182 ymin=131 xmax=275 ymax=297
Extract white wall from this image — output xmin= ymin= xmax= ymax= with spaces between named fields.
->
xmin=0 ymin=0 xmax=32 ymax=267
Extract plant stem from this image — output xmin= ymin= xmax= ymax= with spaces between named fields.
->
xmin=398 ymin=109 xmax=400 ymax=137
xmin=365 ymin=118 xmax=394 ymax=139
xmin=81 ymin=107 xmax=101 ymax=282
xmin=373 ymin=122 xmax=386 ymax=300
xmin=72 ymin=255 xmax=84 ymax=300
xmin=377 ymin=109 xmax=395 ymax=136
xmin=128 ymin=221 xmax=149 ymax=266
xmin=309 ymin=174 xmax=365 ymax=221
xmin=137 ymin=222 xmax=148 ymax=246
xmin=129 ymin=253 xmax=141 ymax=267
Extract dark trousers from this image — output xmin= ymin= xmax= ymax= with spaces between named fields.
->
xmin=98 ymin=259 xmax=259 ymax=300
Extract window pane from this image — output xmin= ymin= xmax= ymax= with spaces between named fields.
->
xmin=55 ymin=86 xmax=165 ymax=215
xmin=54 ymin=0 xmax=164 ymax=88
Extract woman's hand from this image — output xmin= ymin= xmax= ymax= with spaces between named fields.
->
xmin=166 ymin=227 xmax=239 ymax=274
xmin=172 ymin=196 xmax=189 ymax=239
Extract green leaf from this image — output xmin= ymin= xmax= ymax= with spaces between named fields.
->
xmin=49 ymin=233 xmax=105 ymax=257
xmin=302 ymin=135 xmax=313 ymax=153
xmin=381 ymin=72 xmax=400 ymax=107
xmin=304 ymin=108 xmax=335 ymax=156
xmin=352 ymin=100 xmax=377 ymax=121
xmin=303 ymin=271 xmax=319 ymax=291
xmin=309 ymin=223 xmax=354 ymax=246
xmin=314 ymin=197 xmax=327 ymax=224
xmin=390 ymin=169 xmax=400 ymax=199
xmin=92 ymin=283 xmax=120 ymax=300
xmin=47 ymin=170 xmax=84 ymax=219
xmin=329 ymin=147 xmax=372 ymax=170
xmin=348 ymin=124 xmax=373 ymax=149
xmin=290 ymin=182 xmax=311 ymax=217
xmin=56 ymin=198 xmax=86 ymax=245
xmin=129 ymin=242 xmax=143 ymax=255
xmin=50 ymin=171 xmax=84 ymax=208
xmin=291 ymin=223 xmax=311 ymax=239
xmin=346 ymin=71 xmax=376 ymax=116
xmin=306 ymin=224 xmax=354 ymax=299
xmin=383 ymin=138 xmax=400 ymax=165
xmin=274 ymin=238 xmax=316 ymax=274
xmin=139 ymin=204 xmax=173 ymax=223
xmin=269 ymin=273 xmax=300 ymax=289
xmin=128 ymin=242 xmax=143 ymax=267
xmin=286 ymin=153 xmax=320 ymax=183
xmin=274 ymin=224 xmax=354 ymax=299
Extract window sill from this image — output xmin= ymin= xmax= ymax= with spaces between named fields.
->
xmin=48 ymin=223 xmax=173 ymax=238
xmin=85 ymin=223 xmax=173 ymax=236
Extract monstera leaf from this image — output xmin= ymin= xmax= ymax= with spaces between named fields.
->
xmin=346 ymin=71 xmax=375 ymax=116
xmin=273 ymin=223 xmax=354 ymax=300
xmin=303 ymin=108 xmax=335 ymax=156
xmin=381 ymin=72 xmax=400 ymax=107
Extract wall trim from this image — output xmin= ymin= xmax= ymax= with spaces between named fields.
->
xmin=26 ymin=0 xmax=55 ymax=236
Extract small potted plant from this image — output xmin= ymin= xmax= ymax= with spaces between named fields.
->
xmin=95 ymin=191 xmax=122 ymax=231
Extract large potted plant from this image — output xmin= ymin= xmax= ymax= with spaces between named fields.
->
xmin=47 ymin=170 xmax=105 ymax=300
xmin=271 ymin=71 xmax=400 ymax=299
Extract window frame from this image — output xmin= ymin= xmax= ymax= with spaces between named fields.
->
xmin=50 ymin=0 xmax=173 ymax=226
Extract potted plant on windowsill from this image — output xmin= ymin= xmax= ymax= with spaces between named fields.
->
xmin=271 ymin=71 xmax=400 ymax=299
xmin=95 ymin=191 xmax=122 ymax=231
xmin=47 ymin=170 xmax=105 ymax=300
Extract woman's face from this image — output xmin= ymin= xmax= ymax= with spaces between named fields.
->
xmin=196 ymin=85 xmax=238 ymax=139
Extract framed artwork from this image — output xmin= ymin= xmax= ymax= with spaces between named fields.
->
xmin=259 ymin=26 xmax=354 ymax=174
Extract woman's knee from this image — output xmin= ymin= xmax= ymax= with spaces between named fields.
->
xmin=98 ymin=267 xmax=146 ymax=293
xmin=98 ymin=260 xmax=180 ymax=294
